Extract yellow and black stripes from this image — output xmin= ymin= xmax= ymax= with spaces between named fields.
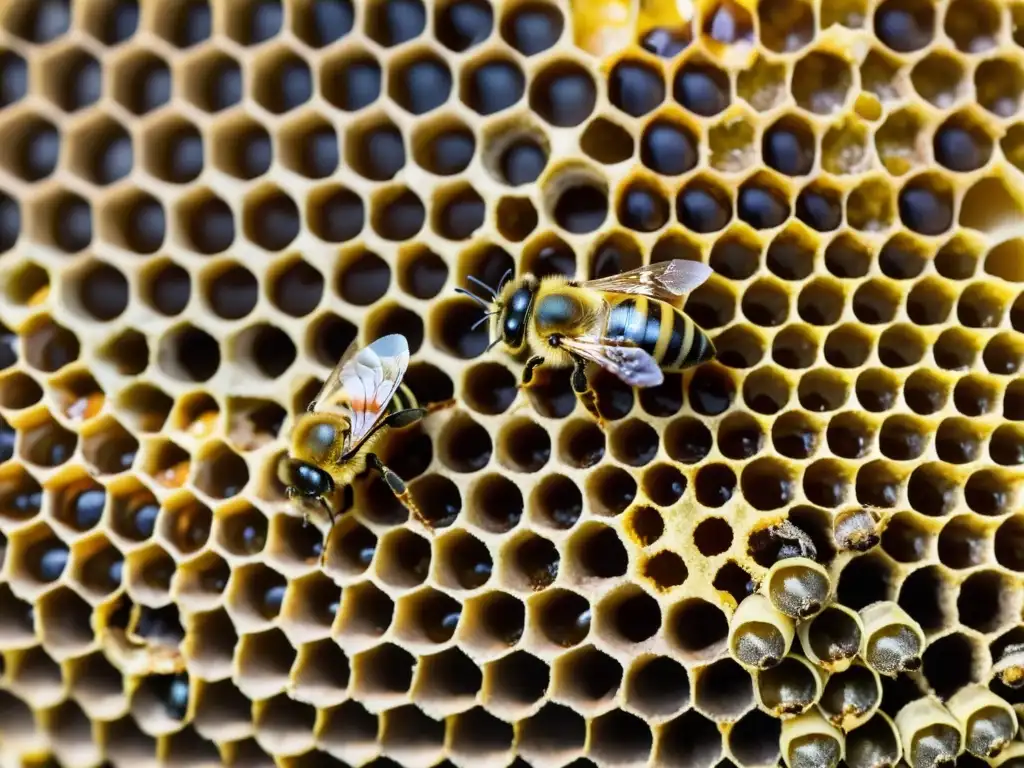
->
xmin=604 ymin=296 xmax=714 ymax=370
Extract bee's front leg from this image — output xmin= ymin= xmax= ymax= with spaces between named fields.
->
xmin=518 ymin=356 xmax=546 ymax=391
xmin=367 ymin=453 xmax=433 ymax=532
xmin=570 ymin=355 xmax=606 ymax=430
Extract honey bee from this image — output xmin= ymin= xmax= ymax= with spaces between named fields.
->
xmin=278 ymin=334 xmax=452 ymax=561
xmin=458 ymin=259 xmax=716 ymax=425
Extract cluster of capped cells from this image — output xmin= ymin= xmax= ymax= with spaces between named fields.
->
xmin=4 ymin=0 xmax=1024 ymax=765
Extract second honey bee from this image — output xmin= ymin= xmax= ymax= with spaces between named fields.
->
xmin=278 ymin=334 xmax=452 ymax=562
xmin=459 ymin=259 xmax=717 ymax=425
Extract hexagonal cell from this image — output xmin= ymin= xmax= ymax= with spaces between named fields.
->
xmin=365 ymin=0 xmax=426 ymax=46
xmin=251 ymin=45 xmax=313 ymax=115
xmin=290 ymin=637 xmax=350 ymax=707
xmin=222 ymin=0 xmax=283 ymax=45
xmin=482 ymin=649 xmax=549 ymax=717
xmin=27 ymin=187 xmax=92 ymax=254
xmin=518 ymin=702 xmax=585 ymax=763
xmin=157 ymin=323 xmax=221 ymax=384
xmin=181 ymin=47 xmax=242 ymax=113
xmin=172 ymin=549 xmax=230 ymax=610
xmin=911 ymin=51 xmax=968 ymax=109
xmin=291 ymin=0 xmax=353 ymax=47
xmin=153 ymin=0 xmax=210 ymax=47
xmin=551 ymin=645 xmax=622 ymax=714
xmin=350 ymin=641 xmax=416 ymax=705
xmin=529 ymin=59 xmax=595 ymax=126
xmin=124 ymin=541 xmax=177 ymax=604
xmin=111 ymin=47 xmax=171 ymax=115
xmin=37 ymin=584 xmax=94 ymax=659
xmin=874 ymin=0 xmax=934 ymax=52
xmin=38 ymin=44 xmax=102 ymax=112
xmin=141 ymin=114 xmax=202 ymax=184
xmin=388 ymin=46 xmax=453 ymax=116
xmin=608 ymin=58 xmax=666 ymax=118
xmin=225 ymin=561 xmax=288 ymax=631
xmin=233 ymin=627 xmax=295 ymax=699
xmin=19 ymin=413 xmax=76 ymax=470
xmin=625 ymin=654 xmax=690 ymax=719
xmin=976 ymin=57 xmax=1024 ymax=118
xmin=674 ymin=58 xmax=731 ymax=117
xmin=0 ymin=111 xmax=58 ymax=184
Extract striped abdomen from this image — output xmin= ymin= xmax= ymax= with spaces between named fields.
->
xmin=604 ymin=296 xmax=715 ymax=370
xmin=388 ymin=383 xmax=419 ymax=415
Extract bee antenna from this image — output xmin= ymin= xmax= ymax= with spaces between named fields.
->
xmin=470 ymin=312 xmax=495 ymax=332
xmin=467 ymin=275 xmax=499 ymax=299
xmin=497 ymin=268 xmax=513 ymax=292
xmin=454 ymin=286 xmax=491 ymax=309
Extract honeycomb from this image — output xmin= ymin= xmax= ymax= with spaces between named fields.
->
xmin=2 ymin=0 xmax=1024 ymax=765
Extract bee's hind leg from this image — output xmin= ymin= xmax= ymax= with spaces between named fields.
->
xmin=367 ymin=453 xmax=432 ymax=532
xmin=571 ymin=355 xmax=606 ymax=429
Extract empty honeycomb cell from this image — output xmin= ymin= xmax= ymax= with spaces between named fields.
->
xmin=460 ymin=56 xmax=526 ymax=117
xmin=243 ymin=185 xmax=301 ymax=252
xmin=983 ymin=331 xmax=1024 ymax=375
xmin=459 ymin=590 xmax=524 ymax=654
xmin=589 ymin=709 xmax=653 ymax=764
xmin=125 ymin=542 xmax=177 ymax=601
xmin=772 ymin=411 xmax=821 ymax=459
xmin=920 ymin=634 xmax=975 ymax=702
xmin=350 ymin=116 xmax=413 ymax=182
xmin=277 ymin=115 xmax=339 ymax=179
xmin=976 ymin=58 xmax=1024 ymax=118
xmin=528 ymin=60 xmax=599 ymax=128
xmin=334 ymin=581 xmax=394 ymax=646
xmin=0 ymin=112 xmax=58 ymax=184
xmin=320 ymin=48 xmax=380 ymax=112
xmin=388 ymin=47 xmax=453 ymax=117
xmin=207 ymin=114 xmax=270 ymax=181
xmin=518 ymin=702 xmax=586 ymax=762
xmin=481 ymin=648 xmax=549 ymax=716
xmin=763 ymin=117 xmax=816 ymax=178
xmin=181 ymin=48 xmax=242 ymax=113
xmin=958 ymin=570 xmax=1016 ymax=633
xmin=579 ymin=116 xmax=635 ymax=166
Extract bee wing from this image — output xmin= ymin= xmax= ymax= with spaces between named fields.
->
xmin=337 ymin=334 xmax=411 ymax=455
xmin=560 ymin=336 xmax=665 ymax=388
xmin=307 ymin=336 xmax=361 ymax=414
xmin=581 ymin=259 xmax=712 ymax=303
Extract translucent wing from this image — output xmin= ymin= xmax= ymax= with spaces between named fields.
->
xmin=582 ymin=259 xmax=712 ymax=304
xmin=559 ymin=337 xmax=665 ymax=388
xmin=336 ymin=334 xmax=410 ymax=455
xmin=308 ymin=336 xmax=361 ymax=413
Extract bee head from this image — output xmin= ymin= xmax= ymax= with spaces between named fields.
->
xmin=277 ymin=456 xmax=335 ymax=498
xmin=456 ymin=269 xmax=535 ymax=353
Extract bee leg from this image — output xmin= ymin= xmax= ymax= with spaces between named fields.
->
xmin=316 ymin=497 xmax=337 ymax=568
xmin=571 ymin=355 xmax=605 ymax=429
xmin=367 ymin=453 xmax=433 ymax=532
xmin=518 ymin=356 xmax=546 ymax=391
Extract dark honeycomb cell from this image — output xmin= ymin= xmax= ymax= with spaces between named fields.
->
xmin=182 ymin=50 xmax=241 ymax=113
xmin=367 ymin=0 xmax=426 ymax=45
xmin=104 ymin=190 xmax=166 ymax=254
xmin=43 ymin=46 xmax=102 ymax=112
xmin=437 ymin=0 xmax=493 ymax=50
xmin=348 ymin=120 xmax=406 ymax=182
xmin=111 ymin=50 xmax=170 ymax=116
xmin=323 ymin=51 xmax=381 ymax=111
xmin=416 ymin=120 xmax=475 ymax=176
xmin=501 ymin=2 xmax=563 ymax=55
xmin=4 ymin=0 xmax=71 ymax=43
xmin=308 ymin=185 xmax=364 ymax=243
xmin=206 ymin=263 xmax=257 ymax=320
xmin=253 ymin=49 xmax=312 ymax=114
xmin=157 ymin=0 xmax=211 ymax=47
xmin=74 ymin=261 xmax=129 ymax=322
xmin=461 ymin=58 xmax=525 ymax=116
xmin=737 ymin=179 xmax=790 ymax=229
xmin=389 ymin=51 xmax=453 ymax=115
xmin=530 ymin=62 xmax=597 ymax=127
xmin=243 ymin=187 xmax=300 ymax=251
xmin=673 ymin=62 xmax=730 ymax=117
xmin=763 ymin=118 xmax=815 ymax=176
xmin=609 ymin=60 xmax=666 ymax=118
xmin=293 ymin=0 xmax=354 ymax=46
xmin=177 ymin=192 xmax=234 ymax=255
xmin=0 ymin=51 xmax=28 ymax=108
xmin=796 ymin=183 xmax=842 ymax=231
xmin=640 ymin=120 xmax=698 ymax=176
xmin=434 ymin=186 xmax=485 ymax=240
xmin=552 ymin=181 xmax=608 ymax=234
xmin=898 ymin=175 xmax=954 ymax=236
xmin=226 ymin=0 xmax=282 ymax=45
xmin=642 ymin=23 xmax=693 ymax=58
xmin=676 ymin=178 xmax=732 ymax=233
xmin=5 ymin=114 xmax=59 ymax=183
xmin=580 ymin=117 xmax=634 ymax=165
xmin=618 ymin=181 xmax=670 ymax=233
xmin=500 ymin=137 xmax=547 ymax=186
xmin=875 ymin=0 xmax=934 ymax=52
xmin=933 ymin=114 xmax=993 ymax=172
xmin=369 ymin=188 xmax=423 ymax=242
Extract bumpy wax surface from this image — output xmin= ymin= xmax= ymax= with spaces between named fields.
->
xmin=0 ymin=0 xmax=1023 ymax=765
